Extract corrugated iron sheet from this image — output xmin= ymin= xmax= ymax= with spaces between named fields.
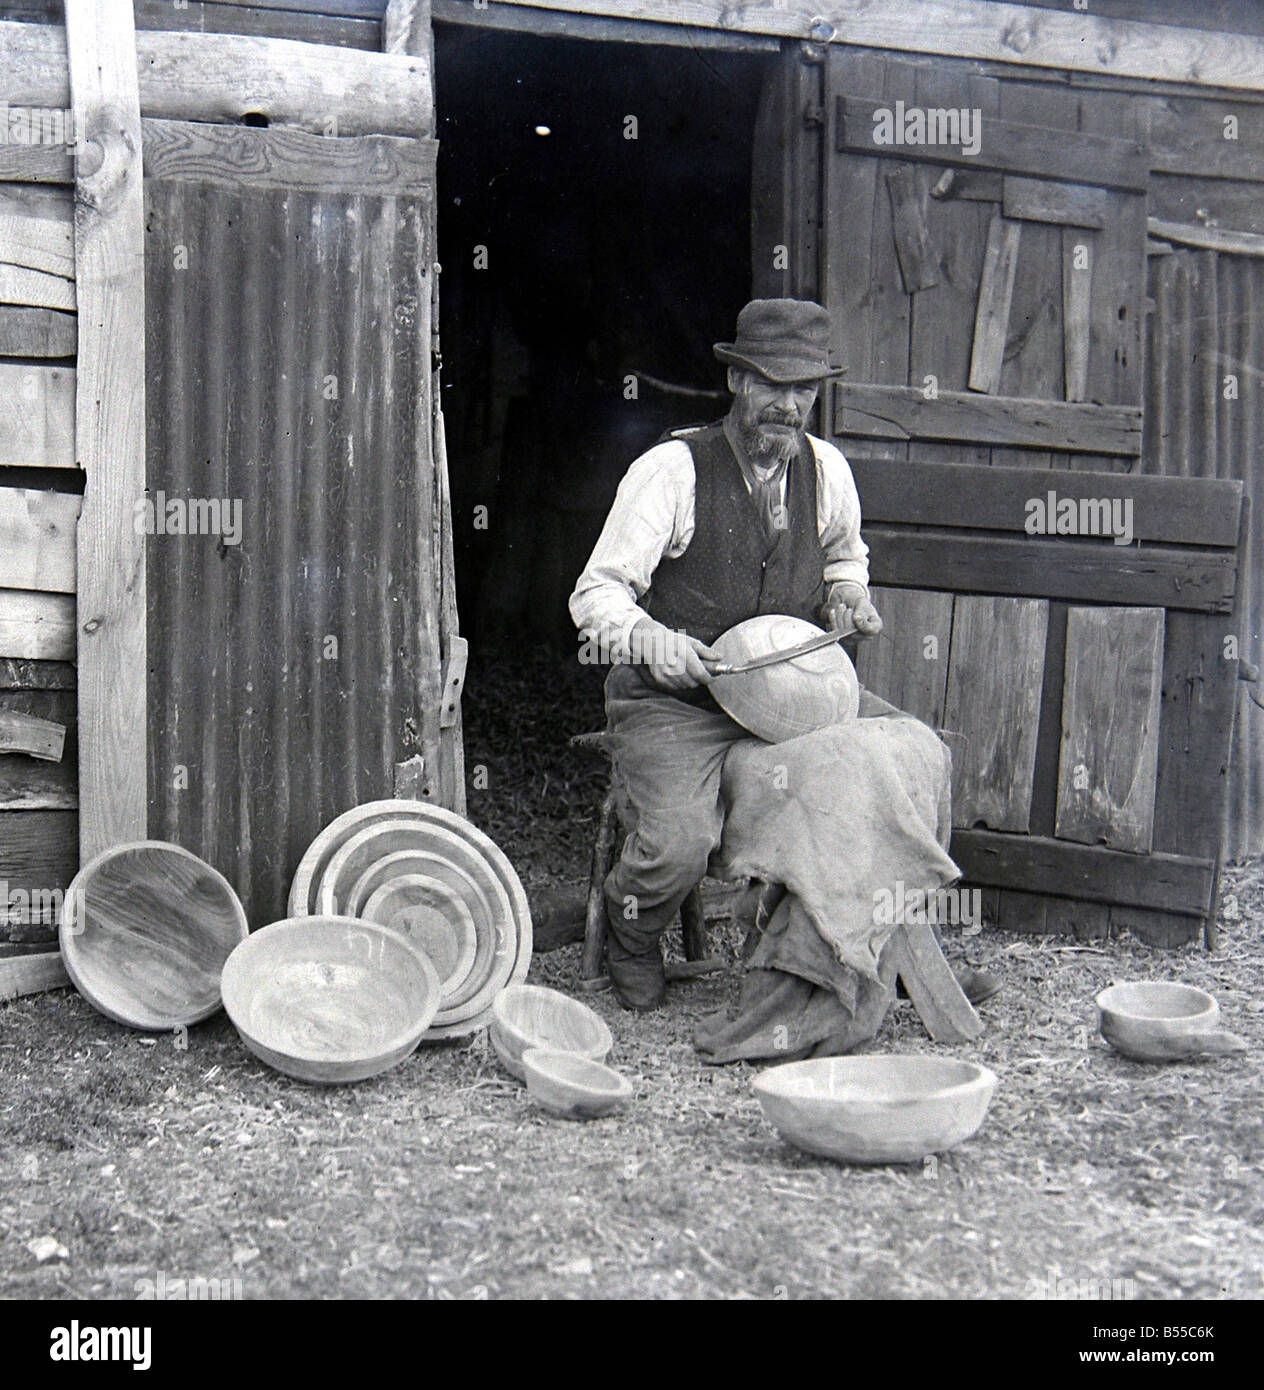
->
xmin=1144 ymin=248 xmax=1264 ymax=861
xmin=144 ymin=178 xmax=440 ymax=924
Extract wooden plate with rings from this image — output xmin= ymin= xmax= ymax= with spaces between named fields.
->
xmin=361 ymin=871 xmax=479 ymax=997
xmin=58 ymin=840 xmax=248 ymax=1031
xmin=347 ymin=849 xmax=490 ymax=1006
xmin=315 ymin=818 xmax=515 ymax=1027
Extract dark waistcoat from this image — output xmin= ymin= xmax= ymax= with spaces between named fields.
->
xmin=644 ymin=423 xmax=827 ymax=646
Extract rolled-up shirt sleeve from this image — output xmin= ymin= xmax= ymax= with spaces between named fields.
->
xmin=813 ymin=436 xmax=870 ymax=594
xmin=569 ymin=441 xmax=696 ymax=659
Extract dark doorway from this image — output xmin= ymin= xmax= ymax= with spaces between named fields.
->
xmin=434 ymin=22 xmax=770 ymax=879
xmin=435 ymin=24 xmax=770 ymax=653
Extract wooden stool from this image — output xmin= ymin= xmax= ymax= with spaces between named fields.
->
xmin=572 ymin=731 xmax=722 ymax=993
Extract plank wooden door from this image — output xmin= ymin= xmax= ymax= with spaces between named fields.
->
xmin=143 ymin=121 xmax=450 ymax=925
xmin=756 ymin=46 xmax=1246 ymax=943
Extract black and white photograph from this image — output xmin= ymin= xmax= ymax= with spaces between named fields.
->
xmin=0 ymin=0 xmax=1261 ymax=1345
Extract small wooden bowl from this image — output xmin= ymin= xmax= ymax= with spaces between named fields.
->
xmin=1096 ymin=981 xmax=1220 ymax=1062
xmin=753 ymin=1054 xmax=996 ymax=1164
xmin=220 ymin=916 xmax=441 ymax=1084
xmin=522 ymin=1048 xmax=632 ymax=1120
xmin=490 ymin=983 xmax=613 ymax=1082
xmin=58 ymin=841 xmax=248 ymax=1030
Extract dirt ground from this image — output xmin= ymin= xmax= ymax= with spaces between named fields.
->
xmin=2 ymin=862 xmax=1262 ymax=1301
xmin=2 ymin=653 xmax=1262 ymax=1301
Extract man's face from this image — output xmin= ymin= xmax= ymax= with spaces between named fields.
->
xmin=730 ymin=370 xmax=819 ymax=465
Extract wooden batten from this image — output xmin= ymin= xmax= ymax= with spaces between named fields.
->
xmin=503 ymin=0 xmax=1264 ymax=93
xmin=66 ymin=0 xmax=148 ymax=861
xmin=0 ymin=19 xmax=433 ymax=139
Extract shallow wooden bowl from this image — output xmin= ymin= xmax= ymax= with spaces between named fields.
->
xmin=522 ymin=1048 xmax=632 ymax=1120
xmin=490 ymin=983 xmax=613 ymax=1082
xmin=753 ymin=1054 xmax=996 ymax=1164
xmin=361 ymin=873 xmax=478 ymax=993
xmin=58 ymin=841 xmax=248 ymax=1030
xmin=1096 ymin=981 xmax=1220 ymax=1061
xmin=220 ymin=916 xmax=441 ymax=1084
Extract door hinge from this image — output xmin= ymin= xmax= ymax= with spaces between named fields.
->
xmin=803 ymin=102 xmax=824 ymax=129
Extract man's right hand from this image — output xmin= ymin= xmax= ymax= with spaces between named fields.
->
xmin=629 ymin=617 xmax=723 ymax=691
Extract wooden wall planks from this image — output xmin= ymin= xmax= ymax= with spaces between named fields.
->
xmin=943 ymin=595 xmax=1048 ymax=832
xmin=967 ymin=213 xmax=1022 ymax=394
xmin=0 ymin=488 xmax=80 ymax=593
xmin=853 ymin=586 xmax=953 ymax=729
xmin=0 ymin=363 xmax=76 ymax=468
xmin=0 ymin=306 xmax=75 ymax=357
xmin=66 ymin=0 xmax=148 ymax=862
xmin=1055 ymin=606 xmax=1164 ymax=854
xmin=0 ymin=591 xmax=75 ymax=661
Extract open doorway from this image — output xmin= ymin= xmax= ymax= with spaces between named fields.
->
xmin=434 ymin=21 xmax=771 ymax=877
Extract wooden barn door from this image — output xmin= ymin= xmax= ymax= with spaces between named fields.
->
xmin=777 ymin=46 xmax=1246 ymax=944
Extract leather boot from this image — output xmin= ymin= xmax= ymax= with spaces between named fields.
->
xmin=606 ymin=933 xmax=666 ymax=1012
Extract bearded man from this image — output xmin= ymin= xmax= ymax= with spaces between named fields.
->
xmin=570 ymin=299 xmax=891 ymax=1011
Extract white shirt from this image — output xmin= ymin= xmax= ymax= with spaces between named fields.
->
xmin=569 ymin=431 xmax=870 ymax=656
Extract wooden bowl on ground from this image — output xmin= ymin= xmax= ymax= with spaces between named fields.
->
xmin=753 ymin=1054 xmax=996 ymax=1164
xmin=490 ymin=983 xmax=613 ymax=1082
xmin=220 ymin=916 xmax=441 ymax=1084
xmin=1096 ymin=981 xmax=1236 ymax=1062
xmin=58 ymin=841 xmax=248 ymax=1030
xmin=522 ymin=1048 xmax=632 ymax=1120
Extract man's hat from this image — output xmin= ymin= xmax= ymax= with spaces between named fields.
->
xmin=713 ymin=298 xmax=843 ymax=383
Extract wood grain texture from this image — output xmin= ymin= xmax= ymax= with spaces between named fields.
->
xmin=839 ymin=96 xmax=1148 ymax=191
xmin=60 ymin=841 xmax=248 ymax=1029
xmin=943 ymin=595 xmax=1048 ymax=831
xmin=67 ymin=0 xmax=149 ymax=862
xmin=834 ymin=382 xmax=1141 ymax=455
xmin=850 ymin=458 xmax=1243 ymax=546
xmin=499 ymin=1 xmax=1264 ymax=92
xmin=905 ymin=67 xmax=997 ymax=470
xmin=0 ymin=685 xmax=76 ymax=812
xmin=0 ymin=306 xmax=76 ymax=357
xmin=0 ymin=262 xmax=76 ymax=311
xmin=0 ymin=145 xmax=73 ymax=184
xmin=0 ymin=18 xmax=433 ymax=139
xmin=0 ymin=213 xmax=74 ymax=278
xmin=134 ymin=0 xmax=381 ymax=49
xmin=968 ymin=214 xmax=1022 ymax=394
xmin=951 ymin=829 xmax=1213 ymax=916
xmin=141 ymin=119 xmax=438 ymax=196
xmin=885 ymin=922 xmax=982 ymax=1043
xmin=1146 ymin=97 xmax=1264 ymax=179
xmin=1147 ymin=217 xmax=1264 ymax=258
xmin=863 ymin=528 xmax=1237 ymax=613
xmin=1055 ymin=607 xmax=1163 ymax=854
xmin=0 ymin=950 xmax=69 ymax=1002
xmin=853 ymin=586 xmax=953 ymax=729
xmin=0 ymin=363 xmax=76 ymax=468
xmin=0 ymin=488 xmax=80 ymax=593
xmin=1062 ymin=227 xmax=1093 ymax=403
xmin=0 ymin=809 xmax=77 ymax=896
xmin=885 ymin=165 xmax=938 ymax=293
xmin=1002 ymin=177 xmax=1109 ymax=229
xmin=0 ymin=591 xmax=75 ymax=661
xmin=0 ymin=709 xmax=65 ymax=761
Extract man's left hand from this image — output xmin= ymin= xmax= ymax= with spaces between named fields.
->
xmin=825 ymin=583 xmax=883 ymax=637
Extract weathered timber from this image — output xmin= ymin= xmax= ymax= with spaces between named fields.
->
xmin=834 ymin=383 xmax=1142 ymax=455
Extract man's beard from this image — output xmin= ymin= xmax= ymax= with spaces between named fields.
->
xmin=734 ymin=400 xmax=805 ymax=467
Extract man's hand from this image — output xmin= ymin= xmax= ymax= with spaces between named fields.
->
xmin=824 ymin=582 xmax=883 ymax=637
xmin=629 ymin=617 xmax=723 ymax=691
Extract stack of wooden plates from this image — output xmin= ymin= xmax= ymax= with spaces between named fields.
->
xmin=288 ymin=801 xmax=531 ymax=1038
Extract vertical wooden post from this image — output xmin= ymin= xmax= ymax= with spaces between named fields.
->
xmin=65 ymin=0 xmax=147 ymax=861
